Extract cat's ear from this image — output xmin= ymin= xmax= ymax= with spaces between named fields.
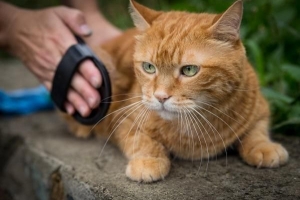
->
xmin=210 ymin=0 xmax=243 ymax=42
xmin=129 ymin=0 xmax=161 ymax=30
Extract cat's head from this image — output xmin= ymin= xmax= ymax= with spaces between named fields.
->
xmin=130 ymin=0 xmax=246 ymax=120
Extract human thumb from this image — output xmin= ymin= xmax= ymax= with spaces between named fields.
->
xmin=55 ymin=6 xmax=92 ymax=36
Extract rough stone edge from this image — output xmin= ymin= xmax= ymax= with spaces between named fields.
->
xmin=0 ymin=133 xmax=114 ymax=200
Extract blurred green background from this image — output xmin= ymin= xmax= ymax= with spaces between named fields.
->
xmin=2 ymin=0 xmax=300 ymax=136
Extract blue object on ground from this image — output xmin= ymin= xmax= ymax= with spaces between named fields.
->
xmin=0 ymin=85 xmax=55 ymax=115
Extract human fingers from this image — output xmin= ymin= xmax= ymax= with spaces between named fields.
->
xmin=46 ymin=79 xmax=96 ymax=118
xmin=65 ymin=102 xmax=75 ymax=115
xmin=54 ymin=6 xmax=92 ymax=37
xmin=71 ymin=73 xmax=100 ymax=109
xmin=79 ymin=60 xmax=102 ymax=88
xmin=67 ymin=88 xmax=91 ymax=117
xmin=44 ymin=81 xmax=76 ymax=115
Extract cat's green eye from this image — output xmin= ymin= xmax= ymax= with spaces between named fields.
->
xmin=181 ymin=65 xmax=199 ymax=77
xmin=142 ymin=62 xmax=156 ymax=74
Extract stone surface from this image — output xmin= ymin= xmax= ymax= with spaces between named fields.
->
xmin=0 ymin=60 xmax=300 ymax=200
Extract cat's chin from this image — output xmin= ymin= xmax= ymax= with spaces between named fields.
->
xmin=157 ymin=110 xmax=177 ymax=121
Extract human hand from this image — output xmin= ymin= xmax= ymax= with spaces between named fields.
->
xmin=82 ymin=12 xmax=122 ymax=48
xmin=4 ymin=6 xmax=102 ymax=117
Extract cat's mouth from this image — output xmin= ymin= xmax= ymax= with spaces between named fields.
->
xmin=142 ymin=100 xmax=178 ymax=120
xmin=157 ymin=103 xmax=182 ymax=120
xmin=157 ymin=109 xmax=178 ymax=120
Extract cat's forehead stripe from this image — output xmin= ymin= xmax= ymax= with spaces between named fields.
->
xmin=154 ymin=34 xmax=185 ymax=67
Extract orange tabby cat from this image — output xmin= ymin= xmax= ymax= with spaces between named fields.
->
xmin=65 ymin=0 xmax=289 ymax=182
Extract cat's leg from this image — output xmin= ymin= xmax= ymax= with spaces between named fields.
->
xmin=238 ymin=118 xmax=288 ymax=168
xmin=116 ymin=131 xmax=170 ymax=182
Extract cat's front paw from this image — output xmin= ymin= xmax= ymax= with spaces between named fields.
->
xmin=126 ymin=157 xmax=170 ymax=183
xmin=242 ymin=142 xmax=288 ymax=168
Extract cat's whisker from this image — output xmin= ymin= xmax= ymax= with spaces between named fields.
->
xmin=97 ymin=92 xmax=141 ymax=104
xmin=109 ymin=101 xmax=143 ymax=131
xmin=123 ymin=107 xmax=147 ymax=157
xmin=194 ymin=109 xmax=220 ymax=163
xmin=106 ymin=96 xmax=143 ymax=104
xmin=99 ymin=103 xmax=144 ymax=157
xmin=89 ymin=102 xmax=140 ymax=138
xmin=184 ymin=110 xmax=201 ymax=170
xmin=188 ymin=109 xmax=214 ymax=167
xmin=192 ymin=110 xmax=221 ymax=174
xmin=97 ymin=102 xmax=144 ymax=159
xmin=195 ymin=105 xmax=243 ymax=152
xmin=132 ymin=108 xmax=151 ymax=157
xmin=183 ymin=108 xmax=195 ymax=163
xmin=110 ymin=102 xmax=145 ymax=137
xmin=195 ymin=100 xmax=247 ymax=125
xmin=178 ymin=109 xmax=183 ymax=157
xmin=188 ymin=107 xmax=217 ymax=158
xmin=131 ymin=107 xmax=149 ymax=156
xmin=100 ymin=93 xmax=143 ymax=101
xmin=195 ymin=100 xmax=247 ymax=155
xmin=183 ymin=107 xmax=204 ymax=172
xmin=190 ymin=107 xmax=228 ymax=167
xmin=182 ymin=110 xmax=193 ymax=162
xmin=179 ymin=109 xmax=185 ymax=151
xmin=91 ymin=101 xmax=143 ymax=133
xmin=184 ymin=107 xmax=211 ymax=173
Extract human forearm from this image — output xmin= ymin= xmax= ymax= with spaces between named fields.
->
xmin=62 ymin=0 xmax=99 ymax=14
xmin=0 ymin=2 xmax=21 ymax=48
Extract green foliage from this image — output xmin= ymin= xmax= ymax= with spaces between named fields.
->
xmin=239 ymin=0 xmax=300 ymax=135
xmin=3 ymin=0 xmax=300 ymax=135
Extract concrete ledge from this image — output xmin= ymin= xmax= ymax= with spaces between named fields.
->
xmin=1 ymin=112 xmax=300 ymax=200
xmin=1 ymin=61 xmax=300 ymax=199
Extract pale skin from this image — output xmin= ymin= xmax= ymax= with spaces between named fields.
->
xmin=0 ymin=0 xmax=121 ymax=117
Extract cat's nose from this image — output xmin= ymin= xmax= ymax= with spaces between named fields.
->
xmin=154 ymin=91 xmax=171 ymax=103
